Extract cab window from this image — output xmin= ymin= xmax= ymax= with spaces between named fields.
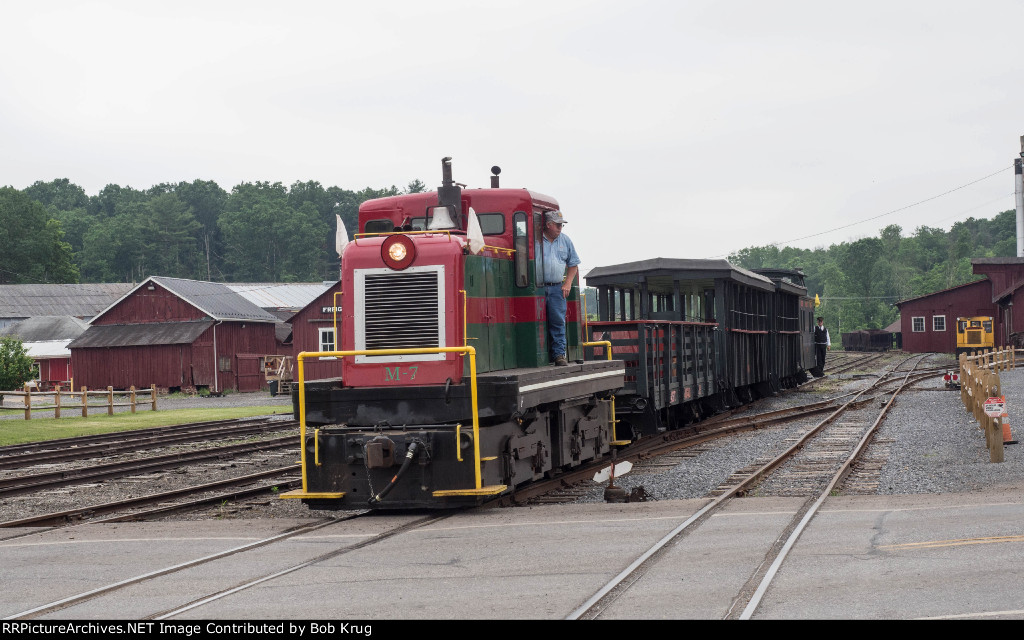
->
xmin=410 ymin=211 xmax=506 ymax=235
xmin=364 ymin=219 xmax=393 ymax=234
xmin=478 ymin=213 xmax=505 ymax=235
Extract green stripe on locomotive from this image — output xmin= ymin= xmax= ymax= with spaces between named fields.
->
xmin=464 ymin=254 xmax=581 ymax=374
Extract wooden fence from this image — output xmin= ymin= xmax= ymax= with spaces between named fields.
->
xmin=0 ymin=385 xmax=157 ymax=420
xmin=959 ymin=348 xmax=1018 ymax=463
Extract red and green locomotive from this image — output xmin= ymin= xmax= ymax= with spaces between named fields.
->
xmin=283 ymin=159 xmax=625 ymax=510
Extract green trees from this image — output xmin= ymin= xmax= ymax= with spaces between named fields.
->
xmin=0 ymin=337 xmax=35 ymax=391
xmin=14 ymin=176 xmax=423 ymax=284
xmin=0 ymin=187 xmax=79 ymax=284
xmin=218 ymin=182 xmax=329 ymax=281
xmin=731 ymin=211 xmax=1020 ymax=333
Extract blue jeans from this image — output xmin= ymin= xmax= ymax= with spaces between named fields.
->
xmin=546 ymin=284 xmax=567 ymax=359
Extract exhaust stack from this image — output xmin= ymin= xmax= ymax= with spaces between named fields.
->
xmin=437 ymin=157 xmax=463 ymax=228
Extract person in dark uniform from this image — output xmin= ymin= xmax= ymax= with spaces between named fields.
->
xmin=813 ymin=316 xmax=830 ymax=376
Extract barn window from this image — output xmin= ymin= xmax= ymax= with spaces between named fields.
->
xmin=912 ymin=317 xmax=925 ymax=332
xmin=932 ymin=315 xmax=946 ymax=332
xmin=318 ymin=327 xmax=337 ymax=360
xmin=219 ymin=356 xmax=232 ymax=372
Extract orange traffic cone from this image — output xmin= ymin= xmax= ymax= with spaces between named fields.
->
xmin=1002 ymin=413 xmax=1017 ymax=445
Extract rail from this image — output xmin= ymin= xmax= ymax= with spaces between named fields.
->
xmin=0 ymin=385 xmax=158 ymax=420
xmin=958 ymin=347 xmax=1021 ymax=463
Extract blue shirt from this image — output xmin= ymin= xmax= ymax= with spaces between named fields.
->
xmin=541 ymin=233 xmax=581 ymax=284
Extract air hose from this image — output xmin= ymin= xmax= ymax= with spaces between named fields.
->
xmin=367 ymin=441 xmax=423 ymax=505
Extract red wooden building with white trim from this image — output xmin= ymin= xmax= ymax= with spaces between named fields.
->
xmin=896 ymin=258 xmax=1024 ymax=353
xmin=69 ymin=276 xmax=280 ymax=392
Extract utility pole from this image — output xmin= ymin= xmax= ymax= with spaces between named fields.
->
xmin=1016 ymin=135 xmax=1023 ymax=257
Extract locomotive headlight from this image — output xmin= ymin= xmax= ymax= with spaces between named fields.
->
xmin=388 ymin=243 xmax=407 ymax=261
xmin=381 ymin=235 xmax=416 ymax=270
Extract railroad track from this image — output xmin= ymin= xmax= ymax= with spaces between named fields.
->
xmin=1 ymin=510 xmax=432 ymax=620
xmin=0 ymin=466 xmax=302 ymax=528
xmin=0 ymin=436 xmax=297 ymax=499
xmin=0 ymin=354 xmax=963 ymax=620
xmin=0 ymin=416 xmax=300 ymax=528
xmin=564 ymin=353 xmax=935 ymax=620
xmin=0 ymin=417 xmax=297 ymax=469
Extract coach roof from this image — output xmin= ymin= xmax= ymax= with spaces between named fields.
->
xmin=585 ymin=258 xmax=776 ymax=293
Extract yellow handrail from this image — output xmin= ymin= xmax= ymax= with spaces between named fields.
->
xmin=294 ymin=346 xmax=488 ymax=494
xmin=332 ymin=290 xmax=343 ymax=349
xmin=353 ymin=230 xmax=454 ymax=245
xmin=582 ymin=340 xmax=628 ymax=445
xmin=581 ymin=290 xmax=589 ymax=337
xmin=460 ymin=290 xmax=467 ymax=347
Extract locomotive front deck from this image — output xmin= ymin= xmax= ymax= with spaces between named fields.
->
xmin=298 ymin=358 xmax=624 ymax=426
xmin=289 ymin=359 xmax=625 ymax=509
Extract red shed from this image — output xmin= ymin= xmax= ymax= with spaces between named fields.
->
xmin=287 ymin=280 xmax=344 ymax=382
xmin=972 ymin=257 xmax=1024 ymax=346
xmin=0 ymin=316 xmax=88 ymax=390
xmin=69 ymin=276 xmax=280 ymax=392
xmin=895 ymin=279 xmax=995 ymax=353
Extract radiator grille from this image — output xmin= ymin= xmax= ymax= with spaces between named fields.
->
xmin=362 ymin=270 xmax=441 ymax=350
xmin=966 ymin=330 xmax=982 ymax=344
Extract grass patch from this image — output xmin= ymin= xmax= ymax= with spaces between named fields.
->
xmin=0 ymin=406 xmax=292 ymax=447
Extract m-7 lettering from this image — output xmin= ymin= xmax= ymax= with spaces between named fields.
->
xmin=384 ymin=366 xmax=418 ymax=382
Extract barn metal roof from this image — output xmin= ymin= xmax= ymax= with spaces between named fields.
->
xmin=91 ymin=277 xmax=281 ymax=324
xmin=69 ymin=320 xmax=214 ymax=348
xmin=153 ymin=278 xmax=280 ymax=322
xmin=227 ymin=282 xmax=335 ymax=310
xmin=0 ymin=316 xmax=89 ymax=341
xmin=0 ymin=284 xmax=134 ymax=319
xmin=22 ymin=339 xmax=74 ymax=359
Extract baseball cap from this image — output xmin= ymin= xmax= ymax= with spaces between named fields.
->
xmin=546 ymin=210 xmax=567 ymax=225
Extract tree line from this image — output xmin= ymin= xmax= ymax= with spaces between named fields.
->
xmin=2 ymin=178 xmax=1017 ymax=334
xmin=728 ymin=212 xmax=1019 ymax=333
xmin=0 ymin=177 xmax=427 ymax=285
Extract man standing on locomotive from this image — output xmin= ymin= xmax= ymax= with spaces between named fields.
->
xmin=541 ymin=210 xmax=580 ymax=367
xmin=813 ymin=316 xmax=830 ymax=376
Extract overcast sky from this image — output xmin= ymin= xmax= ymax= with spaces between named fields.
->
xmin=3 ymin=1 xmax=1023 ymax=281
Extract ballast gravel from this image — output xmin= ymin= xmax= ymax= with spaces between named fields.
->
xmin=573 ymin=353 xmax=1024 ymax=503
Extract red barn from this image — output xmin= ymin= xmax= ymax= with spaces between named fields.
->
xmin=69 ymin=276 xmax=280 ymax=392
xmin=287 ymin=280 xmax=344 ymax=382
xmin=973 ymin=257 xmax=1024 ymax=346
xmin=895 ymin=257 xmax=1024 ymax=353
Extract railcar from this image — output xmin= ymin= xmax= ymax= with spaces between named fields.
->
xmin=955 ymin=316 xmax=994 ymax=356
xmin=283 ymin=159 xmax=813 ymax=511
xmin=841 ymin=329 xmax=893 ymax=352
xmin=584 ymin=261 xmax=813 ymax=438
xmin=752 ymin=268 xmax=815 ymax=390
